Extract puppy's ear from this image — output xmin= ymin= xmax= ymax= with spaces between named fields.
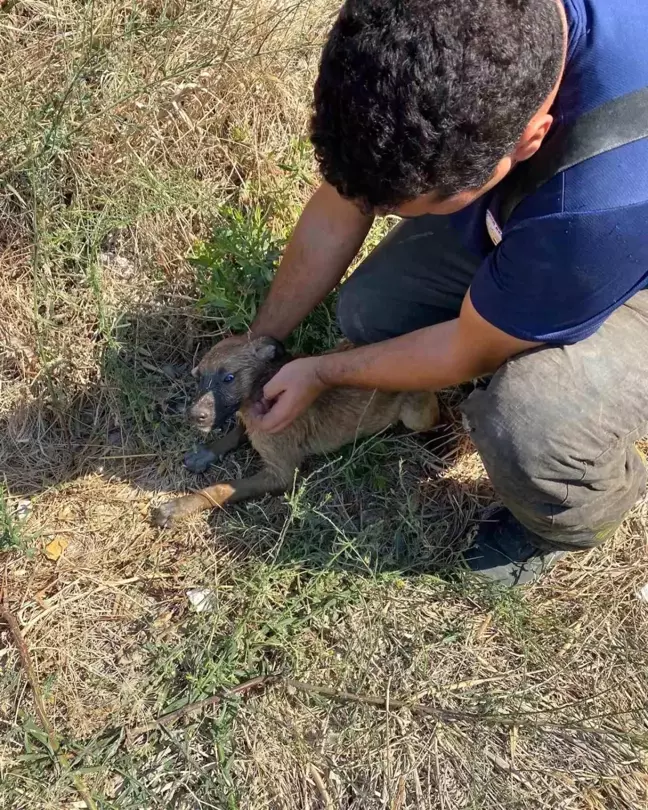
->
xmin=254 ymin=337 xmax=286 ymax=362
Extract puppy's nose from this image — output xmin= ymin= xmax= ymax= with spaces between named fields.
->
xmin=189 ymin=403 xmax=212 ymax=427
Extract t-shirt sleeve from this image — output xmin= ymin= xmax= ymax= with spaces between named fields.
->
xmin=469 ymin=204 xmax=648 ymax=344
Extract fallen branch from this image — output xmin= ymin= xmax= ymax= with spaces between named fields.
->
xmin=0 ymin=594 xmax=98 ymax=810
xmin=124 ymin=674 xmax=645 ymax=749
xmin=283 ymin=679 xmax=647 ymax=743
xmin=285 ymin=679 xmax=471 ymax=724
xmin=128 ymin=673 xmax=280 ymax=738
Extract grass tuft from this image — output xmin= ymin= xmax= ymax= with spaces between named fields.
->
xmin=0 ymin=487 xmax=27 ymax=552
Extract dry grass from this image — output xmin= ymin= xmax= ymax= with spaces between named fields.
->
xmin=1 ymin=2 xmax=648 ymax=809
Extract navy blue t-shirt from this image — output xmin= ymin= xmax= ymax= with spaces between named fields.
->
xmin=451 ymin=0 xmax=648 ymax=344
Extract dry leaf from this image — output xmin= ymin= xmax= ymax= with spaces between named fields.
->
xmin=15 ymin=499 xmax=32 ymax=521
xmin=57 ymin=504 xmax=74 ymax=521
xmin=509 ymin=724 xmax=519 ymax=759
xmin=44 ymin=536 xmax=69 ymax=561
xmin=152 ymin=611 xmax=174 ymax=629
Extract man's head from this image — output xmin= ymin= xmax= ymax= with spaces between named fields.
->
xmin=311 ymin=0 xmax=566 ymax=216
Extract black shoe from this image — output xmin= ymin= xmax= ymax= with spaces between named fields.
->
xmin=461 ymin=507 xmax=567 ymax=586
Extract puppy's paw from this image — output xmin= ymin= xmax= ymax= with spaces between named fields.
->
xmin=151 ymin=501 xmax=177 ymax=528
xmin=184 ymin=446 xmax=217 ymax=474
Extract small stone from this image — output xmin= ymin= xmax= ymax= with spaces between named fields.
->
xmin=14 ymin=500 xmax=31 ymax=521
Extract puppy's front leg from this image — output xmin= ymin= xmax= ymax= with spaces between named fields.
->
xmin=152 ymin=467 xmax=289 ymax=527
xmin=183 ymin=423 xmax=247 ymax=473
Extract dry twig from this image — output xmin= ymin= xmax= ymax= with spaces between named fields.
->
xmin=282 ymin=678 xmax=646 ymax=742
xmin=0 ymin=592 xmax=98 ymax=810
xmin=307 ymin=763 xmax=334 ymax=809
xmin=128 ymin=673 xmax=280 ymax=738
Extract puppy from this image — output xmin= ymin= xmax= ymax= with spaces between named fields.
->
xmin=152 ymin=335 xmax=439 ymax=526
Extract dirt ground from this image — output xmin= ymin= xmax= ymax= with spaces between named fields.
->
xmin=1 ymin=2 xmax=647 ymax=808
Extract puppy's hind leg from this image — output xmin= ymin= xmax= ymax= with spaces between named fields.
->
xmin=399 ymin=392 xmax=440 ymax=433
xmin=152 ymin=465 xmax=292 ymax=528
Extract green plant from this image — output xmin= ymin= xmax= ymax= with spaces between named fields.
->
xmin=0 ymin=486 xmax=24 ymax=552
xmin=192 ymin=205 xmax=283 ymax=333
xmin=193 ymin=204 xmax=340 ymax=353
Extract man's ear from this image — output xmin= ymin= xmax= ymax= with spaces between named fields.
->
xmin=254 ymin=337 xmax=286 ymax=362
xmin=514 ymin=113 xmax=554 ymax=163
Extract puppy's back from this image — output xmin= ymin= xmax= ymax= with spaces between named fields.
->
xmin=245 ymin=386 xmax=406 ymax=471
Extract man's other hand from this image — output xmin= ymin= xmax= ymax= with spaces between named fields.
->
xmin=253 ymin=357 xmax=328 ymax=433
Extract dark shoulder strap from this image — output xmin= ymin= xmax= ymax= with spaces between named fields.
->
xmin=498 ymin=85 xmax=648 ymax=227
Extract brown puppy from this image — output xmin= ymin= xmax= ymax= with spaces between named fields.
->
xmin=152 ymin=336 xmax=440 ymax=527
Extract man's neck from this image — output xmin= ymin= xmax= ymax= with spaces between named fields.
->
xmin=546 ymin=0 xmax=570 ymax=110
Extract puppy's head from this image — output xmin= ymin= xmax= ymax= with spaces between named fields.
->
xmin=188 ymin=335 xmax=285 ymax=433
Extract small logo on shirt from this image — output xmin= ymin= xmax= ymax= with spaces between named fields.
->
xmin=486 ymin=209 xmax=502 ymax=246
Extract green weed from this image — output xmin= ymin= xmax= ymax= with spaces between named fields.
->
xmin=192 ymin=205 xmax=283 ymax=334
xmin=193 ymin=203 xmax=340 ymax=354
xmin=0 ymin=486 xmax=26 ymax=552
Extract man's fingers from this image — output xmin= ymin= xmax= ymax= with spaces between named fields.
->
xmin=248 ymin=397 xmax=272 ymax=418
xmin=265 ymin=418 xmax=291 ymax=434
xmin=258 ymin=412 xmax=289 ymax=434
xmin=261 ymin=403 xmax=293 ymax=433
xmin=257 ymin=396 xmax=294 ymax=433
xmin=263 ymin=375 xmax=284 ymax=400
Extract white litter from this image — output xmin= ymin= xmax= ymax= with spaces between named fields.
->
xmin=637 ymin=583 xmax=648 ymax=603
xmin=14 ymin=499 xmax=32 ymax=521
xmin=186 ymin=588 xmax=215 ymax=613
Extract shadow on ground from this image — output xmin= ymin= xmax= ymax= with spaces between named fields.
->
xmin=0 ymin=297 xmax=490 ymax=576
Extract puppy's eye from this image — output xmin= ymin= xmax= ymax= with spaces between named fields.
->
xmin=223 ymin=373 xmax=235 ymax=384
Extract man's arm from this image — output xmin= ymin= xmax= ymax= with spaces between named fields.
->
xmin=250 ymin=181 xmax=374 ymax=340
xmin=256 ymin=293 xmax=541 ymax=433
xmin=315 ymin=294 xmax=540 ymax=389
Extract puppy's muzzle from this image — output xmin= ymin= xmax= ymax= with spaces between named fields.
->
xmin=189 ymin=401 xmax=213 ymax=433
xmin=188 ymin=389 xmax=239 ymax=434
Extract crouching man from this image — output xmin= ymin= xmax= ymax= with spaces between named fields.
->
xmin=231 ymin=0 xmax=648 ymax=584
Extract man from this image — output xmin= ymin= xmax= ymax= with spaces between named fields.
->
xmin=243 ymin=0 xmax=648 ymax=584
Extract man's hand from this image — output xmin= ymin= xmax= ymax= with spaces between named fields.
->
xmin=252 ymin=357 xmax=328 ymax=433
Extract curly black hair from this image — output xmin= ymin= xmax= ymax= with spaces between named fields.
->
xmin=311 ymin=0 xmax=564 ymax=210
